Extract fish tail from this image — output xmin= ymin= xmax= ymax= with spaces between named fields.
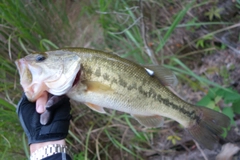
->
xmin=187 ymin=107 xmax=230 ymax=149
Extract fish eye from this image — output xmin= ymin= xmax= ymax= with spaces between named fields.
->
xmin=36 ymin=55 xmax=46 ymax=62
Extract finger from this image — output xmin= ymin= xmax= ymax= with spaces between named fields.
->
xmin=40 ymin=95 xmax=70 ymax=125
xmin=40 ymin=110 xmax=51 ymax=125
xmin=36 ymin=91 xmax=48 ymax=114
xmin=46 ymin=95 xmax=67 ymax=110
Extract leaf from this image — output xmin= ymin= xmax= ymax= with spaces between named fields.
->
xmin=222 ymin=107 xmax=235 ymax=125
xmin=221 ymin=128 xmax=228 ymax=138
xmin=206 ymin=101 xmax=216 ymax=110
xmin=196 ymin=39 xmax=205 ymax=48
xmin=216 ymin=88 xmax=240 ymax=103
xmin=167 ymin=136 xmax=172 ymax=140
xmin=167 ymin=135 xmax=181 ymax=145
xmin=207 ymin=87 xmax=218 ymax=99
xmin=196 ymin=35 xmax=213 ymax=48
xmin=197 ymin=96 xmax=212 ymax=106
xmin=204 ymin=7 xmax=223 ymax=21
xmin=232 ymin=100 xmax=240 ymax=114
xmin=214 ymin=96 xmax=222 ymax=104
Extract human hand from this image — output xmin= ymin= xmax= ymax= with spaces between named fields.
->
xmin=17 ymin=93 xmax=71 ymax=145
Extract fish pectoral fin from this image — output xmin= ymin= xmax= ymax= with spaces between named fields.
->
xmin=85 ymin=102 xmax=106 ymax=114
xmin=131 ymin=114 xmax=164 ymax=128
xmin=144 ymin=65 xmax=178 ymax=87
xmin=83 ymin=81 xmax=113 ymax=93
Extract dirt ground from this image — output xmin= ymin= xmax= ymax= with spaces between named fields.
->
xmin=64 ymin=0 xmax=240 ymax=159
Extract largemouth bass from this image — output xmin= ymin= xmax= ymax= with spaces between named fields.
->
xmin=15 ymin=48 xmax=230 ymax=149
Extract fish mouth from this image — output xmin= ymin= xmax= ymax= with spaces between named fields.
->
xmin=15 ymin=59 xmax=33 ymax=85
xmin=15 ymin=59 xmax=25 ymax=77
xmin=15 ymin=59 xmax=41 ymax=101
xmin=15 ymin=56 xmax=81 ymax=101
xmin=15 ymin=59 xmax=33 ymax=97
xmin=72 ymin=68 xmax=81 ymax=87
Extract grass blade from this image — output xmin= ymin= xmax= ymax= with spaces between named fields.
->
xmin=156 ymin=1 xmax=195 ymax=53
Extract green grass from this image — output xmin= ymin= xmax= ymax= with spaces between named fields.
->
xmin=0 ymin=0 xmax=239 ymax=159
xmin=0 ymin=0 xmax=72 ymax=159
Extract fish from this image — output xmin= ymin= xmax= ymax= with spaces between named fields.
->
xmin=15 ymin=47 xmax=230 ymax=149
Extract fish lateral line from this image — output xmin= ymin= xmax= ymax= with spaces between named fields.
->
xmin=15 ymin=47 xmax=231 ymax=150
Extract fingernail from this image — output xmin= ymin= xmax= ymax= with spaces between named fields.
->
xmin=40 ymin=111 xmax=50 ymax=125
xmin=37 ymin=105 xmax=45 ymax=114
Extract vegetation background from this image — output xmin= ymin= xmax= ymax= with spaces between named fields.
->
xmin=0 ymin=0 xmax=240 ymax=159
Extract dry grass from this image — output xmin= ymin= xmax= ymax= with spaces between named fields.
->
xmin=1 ymin=0 xmax=240 ymax=159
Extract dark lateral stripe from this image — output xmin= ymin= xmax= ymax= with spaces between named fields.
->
xmin=160 ymin=97 xmax=197 ymax=119
xmin=87 ymin=60 xmax=198 ymax=121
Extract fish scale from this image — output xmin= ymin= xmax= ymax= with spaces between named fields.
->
xmin=15 ymin=47 xmax=230 ymax=149
xmin=66 ymin=48 xmax=215 ymax=127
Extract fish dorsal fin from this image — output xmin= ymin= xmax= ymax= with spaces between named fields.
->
xmin=85 ymin=102 xmax=106 ymax=114
xmin=131 ymin=114 xmax=164 ymax=128
xmin=83 ymin=81 xmax=113 ymax=93
xmin=144 ymin=65 xmax=178 ymax=87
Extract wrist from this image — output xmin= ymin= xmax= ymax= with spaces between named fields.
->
xmin=30 ymin=139 xmax=66 ymax=153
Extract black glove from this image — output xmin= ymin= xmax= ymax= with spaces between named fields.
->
xmin=17 ymin=94 xmax=71 ymax=145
